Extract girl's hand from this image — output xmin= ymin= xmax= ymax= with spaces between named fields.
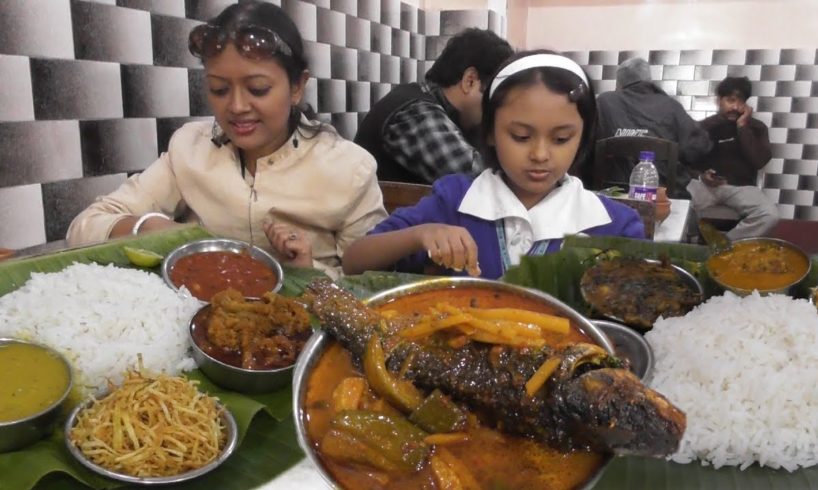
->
xmin=414 ymin=224 xmax=481 ymax=276
xmin=264 ymin=222 xmax=313 ymax=268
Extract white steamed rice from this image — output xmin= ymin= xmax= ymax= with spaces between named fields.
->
xmin=0 ymin=263 xmax=202 ymax=395
xmin=646 ymin=292 xmax=818 ymax=471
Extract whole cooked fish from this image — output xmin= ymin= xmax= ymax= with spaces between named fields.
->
xmin=305 ymin=279 xmax=685 ymax=457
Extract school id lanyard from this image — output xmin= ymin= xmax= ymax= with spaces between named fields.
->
xmin=495 ymin=220 xmax=550 ymax=273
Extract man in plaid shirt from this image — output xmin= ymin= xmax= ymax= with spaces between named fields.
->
xmin=355 ymin=29 xmax=513 ymax=185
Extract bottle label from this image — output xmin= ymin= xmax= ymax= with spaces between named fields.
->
xmin=629 ymin=186 xmax=657 ymax=202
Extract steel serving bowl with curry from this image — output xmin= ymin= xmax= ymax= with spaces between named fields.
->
xmin=162 ymin=238 xmax=284 ymax=302
xmin=293 ymin=277 xmax=688 ymax=490
xmin=0 ymin=338 xmax=73 ymax=452
xmin=189 ymin=289 xmax=313 ymax=394
xmin=706 ymin=237 xmax=811 ymax=295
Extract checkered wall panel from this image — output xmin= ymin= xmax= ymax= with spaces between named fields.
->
xmin=0 ymin=0 xmax=502 ymax=249
xmin=565 ymin=48 xmax=818 ymax=221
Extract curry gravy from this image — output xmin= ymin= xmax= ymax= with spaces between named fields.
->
xmin=303 ymin=287 xmax=605 ymax=490
xmin=169 ymin=251 xmax=278 ymax=301
xmin=707 ymin=240 xmax=809 ymax=291
xmin=0 ymin=342 xmax=70 ymax=422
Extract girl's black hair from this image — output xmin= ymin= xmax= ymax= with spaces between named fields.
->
xmin=204 ymin=0 xmax=329 ymax=138
xmin=480 ymin=49 xmax=597 ymax=177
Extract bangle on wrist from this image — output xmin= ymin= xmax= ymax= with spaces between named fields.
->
xmin=132 ymin=212 xmax=171 ymax=235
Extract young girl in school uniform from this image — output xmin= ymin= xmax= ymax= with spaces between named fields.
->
xmin=343 ymin=50 xmax=645 ymax=279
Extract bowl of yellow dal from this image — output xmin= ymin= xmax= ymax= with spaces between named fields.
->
xmin=0 ymin=338 xmax=73 ymax=452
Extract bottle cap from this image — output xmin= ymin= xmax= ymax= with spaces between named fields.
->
xmin=639 ymin=151 xmax=655 ymax=161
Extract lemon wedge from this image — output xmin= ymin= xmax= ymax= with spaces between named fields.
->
xmin=124 ymin=247 xmax=164 ymax=268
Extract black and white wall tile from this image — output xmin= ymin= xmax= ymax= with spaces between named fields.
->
xmin=5 ymin=1 xmax=815 ymax=250
xmin=566 ymin=48 xmax=818 ymax=221
xmin=0 ymin=0 xmax=503 ymax=249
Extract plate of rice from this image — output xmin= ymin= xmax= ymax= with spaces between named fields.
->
xmin=646 ymin=292 xmax=818 ymax=471
xmin=0 ymin=263 xmax=202 ymax=395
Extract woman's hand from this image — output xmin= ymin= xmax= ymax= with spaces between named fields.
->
xmin=413 ymin=224 xmax=481 ymax=276
xmin=137 ymin=216 xmax=178 ymax=234
xmin=264 ymin=222 xmax=313 ymax=268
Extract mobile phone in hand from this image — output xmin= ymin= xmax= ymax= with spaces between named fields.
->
xmin=703 ymin=170 xmax=727 ymax=185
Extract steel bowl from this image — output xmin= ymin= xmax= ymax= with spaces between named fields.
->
xmin=592 ymin=320 xmax=655 ymax=384
xmin=188 ymin=303 xmax=297 ymax=394
xmin=580 ymin=258 xmax=704 ymax=329
xmin=64 ymin=396 xmax=238 ymax=485
xmin=161 ymin=238 xmax=284 ymax=300
xmin=293 ymin=277 xmax=615 ymax=490
xmin=706 ymin=237 xmax=811 ymax=296
xmin=0 ymin=338 xmax=73 ymax=453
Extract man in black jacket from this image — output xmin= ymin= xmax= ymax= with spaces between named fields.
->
xmin=354 ymin=28 xmax=513 ymax=184
xmin=595 ymin=57 xmax=712 ymax=197
xmin=687 ymin=76 xmax=778 ymax=240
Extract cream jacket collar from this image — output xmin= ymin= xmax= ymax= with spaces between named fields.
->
xmin=459 ymin=169 xmax=611 ymax=240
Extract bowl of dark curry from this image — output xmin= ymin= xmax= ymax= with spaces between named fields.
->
xmin=189 ymin=288 xmax=312 ymax=394
xmin=162 ymin=238 xmax=284 ymax=302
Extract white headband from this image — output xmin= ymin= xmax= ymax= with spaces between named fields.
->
xmin=488 ymin=54 xmax=590 ymax=99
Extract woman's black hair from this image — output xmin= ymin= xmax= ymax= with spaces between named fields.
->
xmin=203 ymin=0 xmax=329 ymax=139
xmin=480 ymin=49 xmax=597 ymax=178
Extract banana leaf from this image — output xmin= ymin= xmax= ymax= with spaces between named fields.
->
xmin=0 ymin=228 xmax=303 ymax=490
xmin=9 ymin=230 xmax=818 ymax=490
xmin=504 ymin=235 xmax=818 ymax=489
xmin=0 ymin=384 xmax=299 ymax=490
xmin=0 ymin=225 xmax=213 ymax=296
xmin=0 ymin=230 xmax=434 ymax=490
xmin=559 ymin=235 xmax=818 ymax=299
xmin=338 ymin=270 xmax=430 ymax=299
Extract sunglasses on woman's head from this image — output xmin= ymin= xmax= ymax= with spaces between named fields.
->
xmin=188 ymin=24 xmax=293 ymax=60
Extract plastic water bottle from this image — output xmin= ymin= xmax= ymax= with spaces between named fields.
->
xmin=628 ymin=151 xmax=659 ymax=202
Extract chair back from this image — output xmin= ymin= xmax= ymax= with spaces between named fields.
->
xmin=378 ymin=180 xmax=433 ymax=214
xmin=593 ymin=136 xmax=680 ymax=197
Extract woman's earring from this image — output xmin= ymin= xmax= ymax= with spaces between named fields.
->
xmin=290 ymin=106 xmax=300 ymax=148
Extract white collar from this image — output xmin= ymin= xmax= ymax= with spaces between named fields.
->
xmin=459 ymin=169 xmax=612 ymax=240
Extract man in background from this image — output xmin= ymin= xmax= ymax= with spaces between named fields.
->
xmin=354 ymin=28 xmax=513 ymax=184
xmin=688 ymin=76 xmax=778 ymax=240
xmin=595 ymin=57 xmax=712 ymax=197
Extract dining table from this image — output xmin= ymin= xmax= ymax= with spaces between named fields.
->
xmin=653 ymin=198 xmax=691 ymax=243
xmin=2 ymin=228 xmax=818 ymax=490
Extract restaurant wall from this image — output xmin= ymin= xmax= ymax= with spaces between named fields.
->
xmin=516 ymin=0 xmax=818 ymax=221
xmin=0 ymin=0 xmax=504 ymax=250
xmin=521 ymin=0 xmax=818 ymax=51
